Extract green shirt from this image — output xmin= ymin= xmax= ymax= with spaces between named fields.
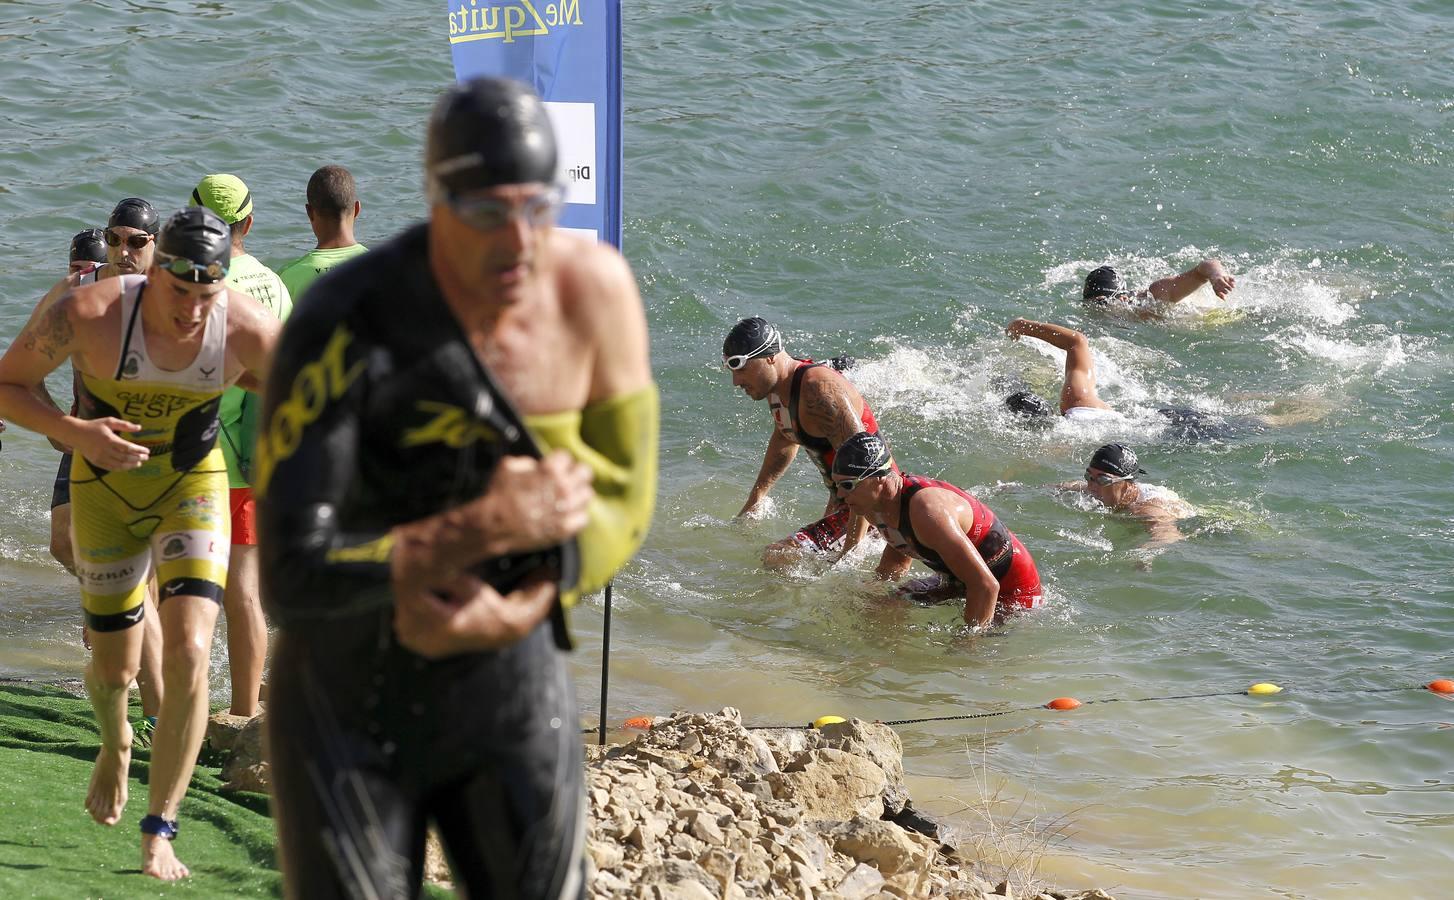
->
xmin=220 ymin=253 xmax=292 ymax=489
xmin=277 ymin=243 xmax=368 ymax=303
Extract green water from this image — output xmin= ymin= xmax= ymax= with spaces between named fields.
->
xmin=2 ymin=2 xmax=1452 ymax=897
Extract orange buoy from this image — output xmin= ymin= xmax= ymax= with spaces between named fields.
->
xmin=1428 ymin=679 xmax=1454 ymax=695
xmin=1045 ymin=697 xmax=1082 ymax=711
xmin=622 ymin=716 xmax=654 ymax=730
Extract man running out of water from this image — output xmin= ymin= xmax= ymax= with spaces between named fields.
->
xmin=0 ymin=207 xmax=279 ymax=880
xmin=724 ymin=316 xmax=874 ymax=568
xmin=832 ymin=432 xmax=1043 ymax=627
xmin=257 ymin=76 xmax=657 ymax=898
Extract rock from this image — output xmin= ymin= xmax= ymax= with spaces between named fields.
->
xmin=820 ymin=816 xmax=930 ymax=876
xmin=994 ymin=880 xmax=1015 ymax=899
xmin=220 ymin=714 xmax=269 ymax=792
xmin=769 ymin=748 xmax=887 ymax=821
xmin=588 ymin=838 xmax=624 ymax=870
xmin=817 ymin=719 xmax=909 ymax=816
xmin=204 ymin=712 xmax=252 ymax=755
xmin=836 ymin=862 xmax=887 ymax=900
xmin=688 ymin=810 xmax=725 ymax=845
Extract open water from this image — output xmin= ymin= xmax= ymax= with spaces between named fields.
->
xmin=1 ymin=2 xmax=1452 ymax=897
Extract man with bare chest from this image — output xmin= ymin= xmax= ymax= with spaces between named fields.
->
xmin=257 ymin=77 xmax=657 ymax=899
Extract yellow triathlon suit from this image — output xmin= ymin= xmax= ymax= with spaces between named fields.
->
xmin=70 ymin=274 xmax=232 ymax=631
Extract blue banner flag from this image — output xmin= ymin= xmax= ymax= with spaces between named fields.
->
xmin=444 ymin=0 xmax=622 ymax=249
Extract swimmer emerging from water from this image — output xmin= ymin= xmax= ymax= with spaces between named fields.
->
xmin=725 ymin=316 xmax=874 ymax=568
xmin=1060 ymin=443 xmax=1192 ymax=549
xmin=833 ymin=432 xmax=1043 ymax=627
xmin=1082 ymin=258 xmax=1235 ymax=318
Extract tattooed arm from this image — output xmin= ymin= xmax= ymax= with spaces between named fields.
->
xmin=798 ymin=367 xmax=865 ymax=448
xmin=0 ymin=293 xmax=148 ymax=470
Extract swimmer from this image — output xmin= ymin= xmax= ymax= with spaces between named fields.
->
xmin=190 ymin=173 xmax=292 ymax=718
xmin=1082 ymin=258 xmax=1236 ymax=317
xmin=277 ymin=164 xmax=368 ymax=302
xmin=832 ymin=432 xmax=1043 ymax=627
xmin=1060 ymin=443 xmax=1192 ymax=548
xmin=725 ymin=316 xmax=876 ymax=569
xmin=0 ymin=206 xmax=280 ymax=880
xmin=69 ymin=228 xmax=107 ymax=275
xmin=258 ymin=76 xmax=656 ymax=898
xmin=1003 ymin=317 xmax=1327 ymax=439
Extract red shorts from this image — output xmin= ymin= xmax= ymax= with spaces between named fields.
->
xmin=997 ymin=535 xmax=1042 ymax=609
xmin=230 ymin=486 xmax=257 ymax=546
xmin=788 ymin=504 xmax=852 ymax=553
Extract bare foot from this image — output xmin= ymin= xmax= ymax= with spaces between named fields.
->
xmin=85 ymin=726 xmax=132 ymax=825
xmin=142 ymin=833 xmax=190 ymax=880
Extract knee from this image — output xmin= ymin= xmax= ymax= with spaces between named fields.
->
xmin=89 ymin=657 xmax=141 ymax=692
xmin=761 ymin=541 xmax=802 ymax=571
xmin=161 ymin=633 xmax=212 ymax=682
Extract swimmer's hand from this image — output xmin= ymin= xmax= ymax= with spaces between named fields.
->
xmin=392 ymin=572 xmax=556 ymax=658
xmin=1005 ymin=318 xmax=1029 ymax=340
xmin=391 ymin=451 xmax=592 ymax=590
xmin=70 ymin=417 xmax=147 ymax=470
xmin=1196 ymin=259 xmax=1236 ymax=299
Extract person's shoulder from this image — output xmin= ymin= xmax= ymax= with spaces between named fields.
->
xmin=553 ymin=233 xmax=635 ymax=297
xmin=66 ymin=272 xmax=128 ymax=318
xmin=288 ymin=227 xmax=423 ymax=327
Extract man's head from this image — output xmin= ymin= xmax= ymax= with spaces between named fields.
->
xmin=723 ymin=316 xmax=785 ymax=401
xmin=306 ymin=165 xmax=360 ymax=222
xmin=150 ymin=207 xmax=231 ymax=339
xmin=191 ymin=173 xmax=254 ymax=250
xmin=1004 ymin=390 xmax=1054 ymax=421
xmin=831 ymin=432 xmax=897 ymax=509
xmin=1085 ymin=442 xmax=1146 ymax=505
xmin=425 ymin=77 xmax=563 ymax=302
xmin=105 ymin=198 xmax=159 ymax=274
xmin=1083 ymin=265 xmax=1130 ymax=305
xmin=69 ymin=228 xmax=107 ymax=273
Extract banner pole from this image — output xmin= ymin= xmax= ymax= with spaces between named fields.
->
xmin=598 ymin=580 xmax=612 ymax=746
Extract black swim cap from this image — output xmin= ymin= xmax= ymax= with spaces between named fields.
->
xmin=108 ymin=198 xmax=160 ymax=235
xmin=69 ymin=228 xmax=107 ymax=264
xmin=1088 ymin=443 xmax=1147 ymax=479
xmin=1083 ymin=265 xmax=1127 ymax=303
xmin=832 ymin=432 xmax=893 ymax=479
xmin=156 ymin=207 xmax=231 ymax=283
xmin=426 ymin=77 xmax=557 ymax=201
xmin=1005 ymin=390 xmax=1053 ymax=419
xmin=722 ymin=317 xmax=783 ymax=361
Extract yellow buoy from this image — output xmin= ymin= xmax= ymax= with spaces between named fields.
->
xmin=1247 ymin=683 xmax=1283 ymax=695
xmin=812 ymin=715 xmax=847 ymax=729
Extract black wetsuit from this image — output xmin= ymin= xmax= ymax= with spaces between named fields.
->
xmin=257 ymin=223 xmax=584 ymax=900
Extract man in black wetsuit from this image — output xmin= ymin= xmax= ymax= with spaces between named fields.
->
xmin=257 ymin=77 xmax=657 ymax=898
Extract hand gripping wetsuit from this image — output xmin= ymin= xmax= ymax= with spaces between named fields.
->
xmin=69 ymin=275 xmax=231 ymax=630
xmin=767 ymin=360 xmax=880 ymax=552
xmin=257 ymin=223 xmax=656 ymax=900
xmin=874 ymin=476 xmax=1042 ymax=610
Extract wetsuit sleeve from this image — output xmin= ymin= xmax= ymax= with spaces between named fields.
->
xmin=255 ymin=314 xmax=393 ymax=622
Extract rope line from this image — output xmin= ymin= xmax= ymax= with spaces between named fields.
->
xmin=589 ymin=680 xmax=1453 ymax=735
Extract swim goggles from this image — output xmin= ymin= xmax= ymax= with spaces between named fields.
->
xmin=106 ymin=230 xmax=154 ymax=251
xmin=834 ymin=459 xmax=894 ymax=493
xmin=448 ymin=185 xmax=564 ymax=232
xmin=155 ymin=250 xmax=227 ymax=283
xmin=723 ymin=329 xmax=782 ymax=370
xmin=1086 ymin=470 xmax=1135 ymax=486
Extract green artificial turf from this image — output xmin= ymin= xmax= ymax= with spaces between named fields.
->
xmin=0 ymin=682 xmax=452 ymax=899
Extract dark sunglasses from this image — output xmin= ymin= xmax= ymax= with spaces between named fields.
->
xmin=106 ymin=230 xmax=154 ymax=251
xmin=156 ymin=250 xmax=227 ymax=283
xmin=450 ymin=185 xmax=564 ymax=232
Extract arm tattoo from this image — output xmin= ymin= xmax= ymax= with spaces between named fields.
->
xmin=20 ymin=299 xmax=74 ymax=362
xmin=802 ymin=375 xmax=860 ymax=445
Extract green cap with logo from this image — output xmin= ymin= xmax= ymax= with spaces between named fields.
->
xmin=190 ymin=174 xmax=254 ymax=224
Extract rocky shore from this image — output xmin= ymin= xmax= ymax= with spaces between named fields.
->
xmin=208 ymin=707 xmax=1115 ymax=899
